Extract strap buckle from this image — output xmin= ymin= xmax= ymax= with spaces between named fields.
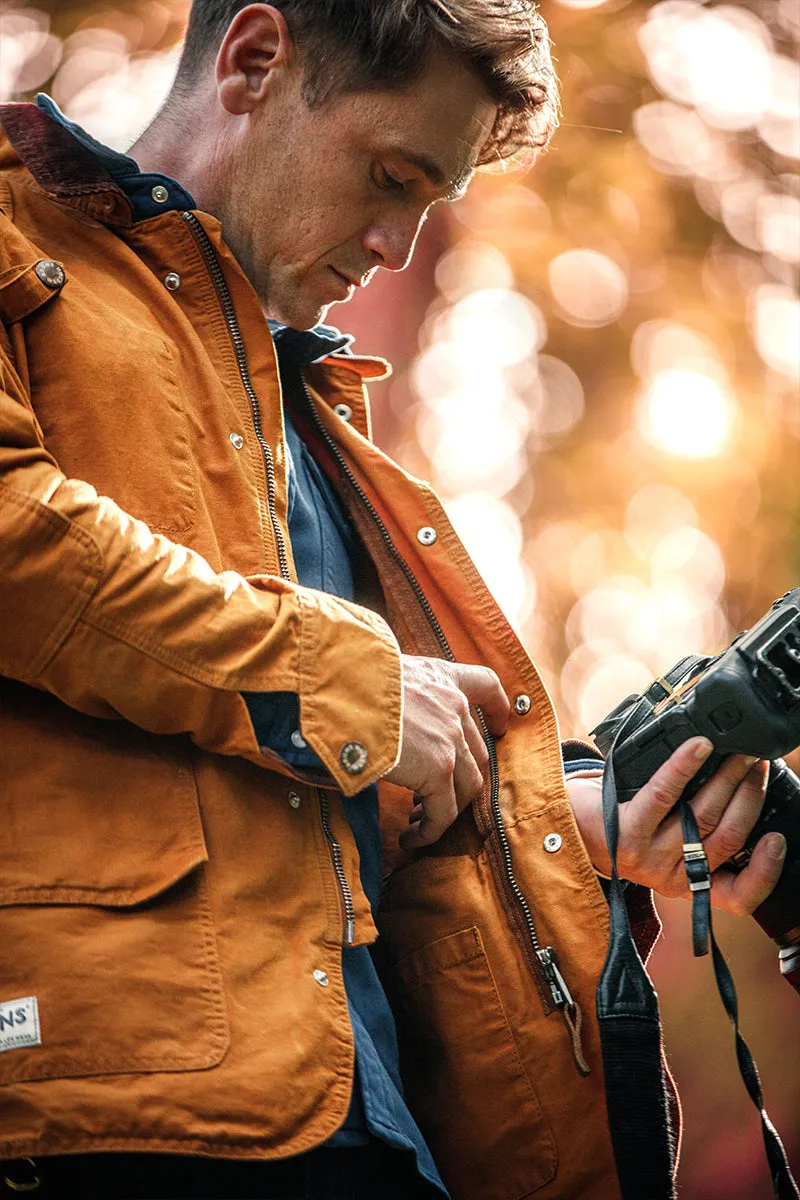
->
xmin=683 ymin=841 xmax=712 ymax=891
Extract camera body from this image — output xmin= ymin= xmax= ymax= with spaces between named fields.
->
xmin=591 ymin=589 xmax=800 ymax=985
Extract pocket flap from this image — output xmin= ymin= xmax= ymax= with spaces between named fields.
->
xmin=0 ymin=680 xmax=208 ymax=908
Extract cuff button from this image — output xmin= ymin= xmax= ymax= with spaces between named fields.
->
xmin=35 ymin=259 xmax=65 ymax=289
xmin=340 ymin=741 xmax=368 ymax=774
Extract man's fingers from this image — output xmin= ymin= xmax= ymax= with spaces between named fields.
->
xmin=447 ymin=720 xmax=483 ymax=813
xmin=695 ymin=758 xmax=768 ymax=870
xmin=399 ymin=777 xmax=458 ymax=851
xmin=400 ymin=819 xmax=430 ymax=852
xmin=387 ymin=656 xmax=505 ymax=849
xmin=708 ymin=832 xmax=787 ymax=916
xmin=626 ymin=736 xmax=714 ymax=838
xmin=458 ymin=713 xmax=489 ymax=803
xmin=450 ymin=664 xmax=510 ymax=737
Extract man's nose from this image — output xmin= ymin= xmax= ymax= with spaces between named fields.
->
xmin=362 ymin=209 xmax=429 ymax=273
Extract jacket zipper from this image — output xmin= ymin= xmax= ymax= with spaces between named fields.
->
xmin=180 ymin=211 xmax=291 ymax=581
xmin=299 ymin=382 xmax=573 ymax=1017
xmin=181 ymin=211 xmax=354 ymax=946
xmin=319 ymin=789 xmax=356 ymax=945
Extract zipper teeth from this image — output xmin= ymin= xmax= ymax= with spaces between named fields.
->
xmin=319 ymin=789 xmax=356 ymax=944
xmin=181 ymin=212 xmax=359 ymax=944
xmin=181 ymin=211 xmax=291 ymax=582
xmin=476 ymin=708 xmax=542 ymax=957
xmin=301 ymin=384 xmax=544 ymax=963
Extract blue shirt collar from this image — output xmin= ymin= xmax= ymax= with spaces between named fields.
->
xmin=268 ymin=320 xmax=354 ymax=365
xmin=35 ymin=93 xmax=196 ymax=218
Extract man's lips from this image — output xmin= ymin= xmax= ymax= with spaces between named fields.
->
xmin=330 ymin=267 xmax=358 ymax=287
xmin=327 ymin=267 xmax=359 ymax=300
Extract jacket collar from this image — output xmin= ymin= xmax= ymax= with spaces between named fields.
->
xmin=0 ymin=102 xmax=390 ymax=383
xmin=0 ymin=102 xmax=133 ymax=227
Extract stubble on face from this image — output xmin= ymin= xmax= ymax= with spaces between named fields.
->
xmin=215 ymin=52 xmax=496 ymax=330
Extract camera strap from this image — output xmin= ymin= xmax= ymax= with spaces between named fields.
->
xmin=598 ymin=718 xmax=799 ymax=1200
xmin=597 ymin=716 xmax=679 ymax=1200
xmin=677 ymin=799 xmax=799 ymax=1200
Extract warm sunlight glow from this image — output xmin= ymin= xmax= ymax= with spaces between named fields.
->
xmin=639 ymin=369 xmax=734 ymax=457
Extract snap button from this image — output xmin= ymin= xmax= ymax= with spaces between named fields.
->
xmin=313 ymin=969 xmax=329 ymax=987
xmin=291 ymin=729 xmax=307 ymax=749
xmin=543 ymin=833 xmax=563 ymax=853
xmin=164 ymin=272 xmax=181 ymax=291
xmin=513 ymin=694 xmax=532 ymax=716
xmin=417 ymin=526 xmax=437 ymax=546
xmin=340 ymin=741 xmax=368 ymax=774
xmin=229 ymin=432 xmax=244 ymax=450
xmin=151 ymin=184 xmax=169 ymax=204
xmin=35 ymin=259 xmax=65 ymax=289
xmin=333 ymin=403 xmax=353 ymax=422
xmin=288 ymin=791 xmax=301 ymax=809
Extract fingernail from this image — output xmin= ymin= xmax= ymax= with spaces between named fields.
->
xmin=694 ymin=738 xmax=714 ymax=761
xmin=766 ymin=833 xmax=787 ymax=861
xmin=742 ymin=755 xmax=759 ymax=769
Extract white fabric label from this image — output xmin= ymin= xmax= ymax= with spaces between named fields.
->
xmin=0 ymin=996 xmax=41 ymax=1052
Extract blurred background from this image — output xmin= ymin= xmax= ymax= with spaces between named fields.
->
xmin=2 ymin=0 xmax=798 ymax=1192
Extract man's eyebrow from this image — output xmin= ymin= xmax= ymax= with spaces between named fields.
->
xmin=394 ymin=150 xmax=472 ymax=201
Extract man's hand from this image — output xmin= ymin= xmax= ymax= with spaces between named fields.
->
xmin=566 ymin=737 xmax=787 ymax=915
xmin=386 ymin=655 xmax=510 ymax=852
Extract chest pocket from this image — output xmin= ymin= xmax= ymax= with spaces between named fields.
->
xmin=22 ymin=277 xmax=196 ymax=535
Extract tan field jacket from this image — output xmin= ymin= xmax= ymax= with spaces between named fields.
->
xmin=0 ymin=103 xmax=660 ymax=1199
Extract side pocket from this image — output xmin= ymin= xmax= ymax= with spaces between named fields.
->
xmin=0 ymin=866 xmax=229 ymax=1086
xmin=0 ymin=684 xmax=229 ymax=1085
xmin=386 ymin=926 xmax=557 ymax=1200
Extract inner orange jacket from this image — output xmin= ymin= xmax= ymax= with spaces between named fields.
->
xmin=0 ymin=103 xmax=661 ymax=1200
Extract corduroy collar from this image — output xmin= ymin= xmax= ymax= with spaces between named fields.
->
xmin=0 ymin=102 xmax=133 ymax=226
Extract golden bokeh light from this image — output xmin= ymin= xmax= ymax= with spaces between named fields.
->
xmin=433 ymin=240 xmax=514 ymax=302
xmin=624 ymin=483 xmax=699 ymax=560
xmin=548 ymin=249 xmax=629 ymax=327
xmin=639 ymin=3 xmax=774 ymax=131
xmin=750 ymin=284 xmax=800 ymax=381
xmin=631 ymin=320 xmax=727 ymax=384
xmin=638 ymin=369 xmax=735 ymax=457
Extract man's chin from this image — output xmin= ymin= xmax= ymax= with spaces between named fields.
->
xmin=266 ymin=297 xmax=331 ymax=332
xmin=265 ymin=272 xmax=362 ymax=330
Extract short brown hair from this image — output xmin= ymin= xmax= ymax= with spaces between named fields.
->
xmin=174 ymin=0 xmax=559 ymax=166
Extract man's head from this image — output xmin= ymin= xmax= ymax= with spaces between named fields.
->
xmin=159 ymin=1 xmax=558 ymax=328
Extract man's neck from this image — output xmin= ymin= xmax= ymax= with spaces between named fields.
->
xmin=128 ymin=95 xmax=221 ymax=218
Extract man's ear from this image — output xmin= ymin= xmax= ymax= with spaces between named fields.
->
xmin=216 ymin=3 xmax=296 ymax=115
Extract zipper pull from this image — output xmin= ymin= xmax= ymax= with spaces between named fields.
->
xmin=537 ymin=946 xmax=573 ymax=1008
xmin=345 ymin=917 xmax=355 ymax=946
xmin=537 ymin=947 xmax=590 ymax=1076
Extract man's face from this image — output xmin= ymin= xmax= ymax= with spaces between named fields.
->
xmin=222 ymin=51 xmax=497 ymax=329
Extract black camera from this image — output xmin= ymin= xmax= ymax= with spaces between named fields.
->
xmin=591 ymin=588 xmax=800 ymax=992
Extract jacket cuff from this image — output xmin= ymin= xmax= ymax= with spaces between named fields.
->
xmin=294 ymin=589 xmax=403 ymax=796
xmin=243 ymin=691 xmax=324 ymax=772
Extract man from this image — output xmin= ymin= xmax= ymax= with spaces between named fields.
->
xmin=0 ymin=2 xmax=785 ymax=1197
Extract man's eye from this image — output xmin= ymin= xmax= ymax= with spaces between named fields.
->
xmin=374 ymin=165 xmax=406 ymax=194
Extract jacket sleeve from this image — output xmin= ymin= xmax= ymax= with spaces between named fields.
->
xmin=0 ymin=326 xmax=402 ymax=795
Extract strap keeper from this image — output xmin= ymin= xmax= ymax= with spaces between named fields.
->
xmin=683 ymin=841 xmax=711 ymax=892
